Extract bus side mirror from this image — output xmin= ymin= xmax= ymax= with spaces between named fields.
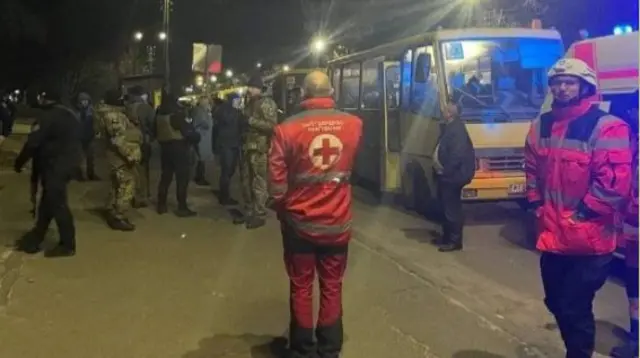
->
xmin=415 ymin=53 xmax=431 ymax=83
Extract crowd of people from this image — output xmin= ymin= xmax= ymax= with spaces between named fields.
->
xmin=0 ymin=60 xmax=638 ymax=358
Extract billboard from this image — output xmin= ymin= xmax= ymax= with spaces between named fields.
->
xmin=192 ymin=43 xmax=223 ymax=74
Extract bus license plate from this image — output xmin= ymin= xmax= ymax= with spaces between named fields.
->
xmin=508 ymin=184 xmax=525 ymax=194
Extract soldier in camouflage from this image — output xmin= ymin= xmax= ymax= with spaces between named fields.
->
xmin=237 ymin=74 xmax=278 ymax=229
xmin=95 ymin=89 xmax=143 ymax=231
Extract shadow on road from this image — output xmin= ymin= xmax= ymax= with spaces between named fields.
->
xmin=182 ymin=334 xmax=287 ymax=358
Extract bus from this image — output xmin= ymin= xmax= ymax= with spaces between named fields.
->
xmin=327 ymin=27 xmax=564 ymax=215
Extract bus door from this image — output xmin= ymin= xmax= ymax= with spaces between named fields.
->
xmin=381 ymin=60 xmax=402 ymax=192
xmin=352 ymin=59 xmax=386 ymax=193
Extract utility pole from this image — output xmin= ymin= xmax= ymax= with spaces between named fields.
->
xmin=162 ymin=0 xmax=172 ymax=87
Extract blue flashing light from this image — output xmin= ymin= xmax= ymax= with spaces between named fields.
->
xmin=613 ymin=24 xmax=634 ymax=35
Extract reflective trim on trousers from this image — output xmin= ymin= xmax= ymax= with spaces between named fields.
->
xmin=293 ymin=171 xmax=351 ymax=185
xmin=527 ymin=181 xmax=537 ymax=191
xmin=287 ymin=216 xmax=352 ymax=236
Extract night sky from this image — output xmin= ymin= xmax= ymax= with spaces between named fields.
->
xmin=0 ymin=0 xmax=637 ymax=89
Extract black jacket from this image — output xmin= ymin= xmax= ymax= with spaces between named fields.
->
xmin=15 ymin=104 xmax=82 ymax=179
xmin=0 ymin=101 xmax=13 ymax=136
xmin=436 ymin=118 xmax=476 ymax=186
xmin=212 ymin=102 xmax=243 ymax=150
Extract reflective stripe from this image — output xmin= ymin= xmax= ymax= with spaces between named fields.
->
xmin=624 ymin=222 xmax=639 ymax=237
xmin=287 ymin=216 xmax=351 ymax=236
xmin=590 ymin=185 xmax=626 ymax=208
xmin=527 ymin=181 xmax=537 ymax=190
xmin=544 ymin=189 xmax=582 ymax=209
xmin=293 ymin=171 xmax=351 ymax=185
xmin=269 ymin=183 xmax=288 ymax=196
xmin=539 ymin=137 xmax=590 ymax=152
xmin=593 ymin=138 xmax=631 ymax=150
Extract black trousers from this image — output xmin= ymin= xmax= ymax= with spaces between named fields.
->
xmin=34 ymin=170 xmax=75 ymax=249
xmin=282 ymin=223 xmax=348 ymax=358
xmin=217 ymin=147 xmax=239 ymax=200
xmin=157 ymin=141 xmax=190 ymax=209
xmin=541 ymin=252 xmax=612 ymax=358
xmin=437 ymin=180 xmax=464 ymax=245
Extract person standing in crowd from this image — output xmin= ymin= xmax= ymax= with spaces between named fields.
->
xmin=238 ymin=74 xmax=278 ymax=229
xmin=126 ymin=86 xmax=156 ymax=208
xmin=269 ymin=71 xmax=362 ymax=358
xmin=212 ymin=92 xmax=243 ymax=205
xmin=155 ymin=93 xmax=200 ymax=217
xmin=0 ymin=92 xmax=14 ymax=145
xmin=432 ymin=99 xmax=475 ymax=252
xmin=14 ymin=89 xmax=82 ymax=257
xmin=524 ymin=58 xmax=632 ymax=358
xmin=74 ymin=92 xmax=98 ymax=181
xmin=96 ymin=89 xmax=142 ymax=232
xmin=192 ymin=96 xmax=214 ymax=186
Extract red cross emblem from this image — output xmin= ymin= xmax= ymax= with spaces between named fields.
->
xmin=308 ymin=134 xmax=343 ymax=170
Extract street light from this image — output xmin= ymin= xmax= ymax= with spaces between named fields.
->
xmin=210 ymin=75 xmax=218 ymax=83
xmin=311 ymin=37 xmax=327 ymax=54
xmin=225 ymin=69 xmax=233 ymax=78
xmin=195 ymin=75 xmax=204 ymax=87
xmin=158 ymin=32 xmax=167 ymax=41
xmin=134 ymin=31 xmax=143 ymax=41
xmin=256 ymin=62 xmax=262 ymax=69
xmin=282 ymin=65 xmax=290 ymax=72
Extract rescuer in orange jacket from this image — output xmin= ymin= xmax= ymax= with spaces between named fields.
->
xmin=524 ymin=58 xmax=633 ymax=358
xmin=268 ymin=71 xmax=362 ymax=358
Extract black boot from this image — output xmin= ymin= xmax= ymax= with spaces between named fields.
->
xmin=439 ymin=243 xmax=463 ymax=252
xmin=15 ymin=230 xmax=45 ymax=254
xmin=245 ymin=217 xmax=266 ymax=229
xmin=107 ymin=217 xmax=135 ymax=231
xmin=44 ymin=245 xmax=76 ymax=258
xmin=176 ymin=206 xmax=197 ymax=218
xmin=157 ymin=203 xmax=168 ymax=215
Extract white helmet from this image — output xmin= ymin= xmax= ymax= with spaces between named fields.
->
xmin=548 ymin=58 xmax=598 ymax=94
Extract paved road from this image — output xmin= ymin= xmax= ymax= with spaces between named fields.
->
xmin=0 ymin=145 xmax=628 ymax=357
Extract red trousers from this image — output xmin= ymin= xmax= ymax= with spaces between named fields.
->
xmin=282 ymin=223 xmax=349 ymax=358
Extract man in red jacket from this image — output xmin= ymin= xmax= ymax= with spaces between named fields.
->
xmin=525 ymin=58 xmax=633 ymax=358
xmin=268 ymin=71 xmax=362 ymax=358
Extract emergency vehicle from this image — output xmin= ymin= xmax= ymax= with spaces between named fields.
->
xmin=562 ymin=32 xmax=639 ymax=259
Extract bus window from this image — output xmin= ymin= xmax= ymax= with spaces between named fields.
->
xmin=362 ymin=59 xmax=382 ymax=109
xmin=332 ymin=67 xmax=341 ymax=102
xmin=411 ymin=45 xmax=439 ymax=117
xmin=441 ymin=38 xmax=563 ymax=121
xmin=400 ymin=49 xmax=413 ymax=109
xmin=602 ymin=91 xmax=639 ymax=135
xmin=385 ymin=65 xmax=400 ymax=109
xmin=340 ymin=63 xmax=361 ymax=109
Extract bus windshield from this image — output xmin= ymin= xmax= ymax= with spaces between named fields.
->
xmin=441 ymin=38 xmax=563 ymax=121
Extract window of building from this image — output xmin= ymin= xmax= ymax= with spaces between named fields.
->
xmin=340 ymin=63 xmax=361 ymax=109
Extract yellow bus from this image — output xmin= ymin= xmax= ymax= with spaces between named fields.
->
xmin=327 ymin=27 xmax=564 ymax=214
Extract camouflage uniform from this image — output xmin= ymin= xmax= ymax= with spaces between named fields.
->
xmin=240 ymin=95 xmax=278 ymax=220
xmin=95 ymin=104 xmax=142 ymax=222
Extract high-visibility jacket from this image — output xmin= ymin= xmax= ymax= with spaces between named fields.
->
xmin=525 ymin=101 xmax=633 ymax=255
xmin=624 ymin=139 xmax=639 ymax=268
xmin=268 ymin=97 xmax=362 ymax=245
